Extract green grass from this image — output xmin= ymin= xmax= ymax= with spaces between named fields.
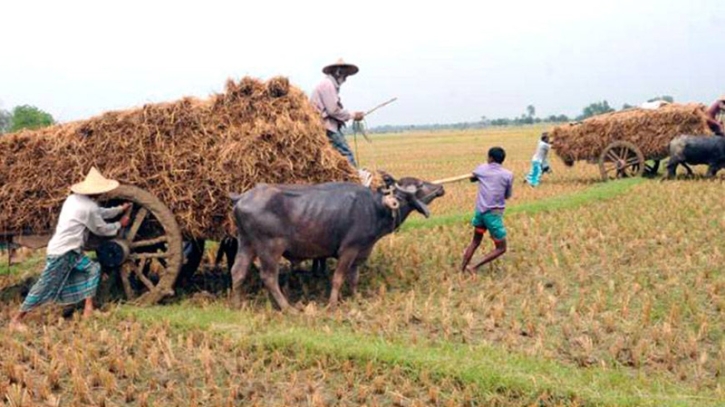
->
xmin=403 ymin=177 xmax=644 ymax=231
xmin=126 ymin=303 xmax=719 ymax=407
xmin=0 ymin=251 xmax=44 ymax=276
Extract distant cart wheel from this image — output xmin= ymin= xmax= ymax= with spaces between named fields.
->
xmin=598 ymin=141 xmax=645 ymax=181
xmin=96 ymin=185 xmax=183 ymax=305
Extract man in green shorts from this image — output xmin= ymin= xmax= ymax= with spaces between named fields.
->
xmin=461 ymin=147 xmax=513 ymax=273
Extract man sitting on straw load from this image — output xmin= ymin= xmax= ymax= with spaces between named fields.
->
xmin=310 ymin=58 xmax=372 ymax=185
xmin=9 ymin=168 xmax=131 ymax=331
xmin=524 ymin=132 xmax=551 ymax=187
xmin=706 ymin=95 xmax=725 ymax=136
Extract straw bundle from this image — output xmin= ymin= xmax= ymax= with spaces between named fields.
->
xmin=550 ymin=104 xmax=711 ymax=165
xmin=0 ymin=77 xmax=358 ymax=239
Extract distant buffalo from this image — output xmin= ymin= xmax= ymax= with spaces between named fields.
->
xmin=667 ymin=135 xmax=725 ymax=178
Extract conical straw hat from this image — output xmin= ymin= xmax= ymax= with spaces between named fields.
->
xmin=322 ymin=58 xmax=359 ymax=76
xmin=70 ymin=167 xmax=120 ymax=195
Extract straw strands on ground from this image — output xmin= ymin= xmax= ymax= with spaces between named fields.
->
xmin=0 ymin=77 xmax=357 ymax=239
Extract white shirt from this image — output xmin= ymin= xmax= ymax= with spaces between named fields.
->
xmin=640 ymin=100 xmax=669 ymax=110
xmin=532 ymin=140 xmax=551 ymax=162
xmin=46 ymin=194 xmax=123 ymax=256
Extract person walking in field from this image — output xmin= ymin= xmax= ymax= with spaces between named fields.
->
xmin=705 ymin=95 xmax=725 ymax=136
xmin=524 ymin=132 xmax=551 ymax=187
xmin=310 ymin=58 xmax=372 ymax=186
xmin=461 ymin=147 xmax=513 ymax=273
xmin=9 ymin=167 xmax=131 ymax=331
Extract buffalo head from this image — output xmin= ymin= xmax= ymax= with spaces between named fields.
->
xmin=380 ymin=174 xmax=445 ymax=218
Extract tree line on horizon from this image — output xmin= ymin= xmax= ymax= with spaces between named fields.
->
xmin=368 ymin=96 xmax=675 ymax=133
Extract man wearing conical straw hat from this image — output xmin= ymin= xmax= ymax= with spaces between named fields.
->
xmin=705 ymin=95 xmax=725 ymax=136
xmin=310 ymin=58 xmax=372 ymax=185
xmin=9 ymin=168 xmax=131 ymax=331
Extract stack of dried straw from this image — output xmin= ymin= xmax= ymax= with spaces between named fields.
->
xmin=551 ymin=103 xmax=711 ymax=165
xmin=0 ymin=77 xmax=357 ymax=239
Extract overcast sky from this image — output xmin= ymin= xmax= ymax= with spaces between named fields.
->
xmin=1 ymin=0 xmax=723 ymax=126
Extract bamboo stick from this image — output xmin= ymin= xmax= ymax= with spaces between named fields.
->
xmin=431 ymin=173 xmax=473 ymax=185
xmin=365 ymin=98 xmax=398 ymax=116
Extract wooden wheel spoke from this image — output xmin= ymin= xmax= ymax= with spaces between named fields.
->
xmin=618 ymin=148 xmax=629 ymax=162
xmin=130 ymin=236 xmax=168 ymax=248
xmin=134 ymin=259 xmax=157 ymax=291
xmin=130 ymin=252 xmax=169 ymax=261
xmin=603 ymin=163 xmax=619 ymax=174
xmin=625 ymin=156 xmax=641 ymax=167
xmin=120 ymin=264 xmax=136 ymax=300
xmin=606 ymin=151 xmax=619 ymax=163
xmin=126 ymin=208 xmax=148 ymax=242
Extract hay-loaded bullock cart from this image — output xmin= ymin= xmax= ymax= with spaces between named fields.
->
xmin=550 ymin=104 xmax=713 ymax=181
xmin=0 ymin=77 xmax=358 ymax=304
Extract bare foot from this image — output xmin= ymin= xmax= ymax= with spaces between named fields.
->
xmin=465 ymin=265 xmax=477 ymax=275
xmin=82 ymin=308 xmax=94 ymax=319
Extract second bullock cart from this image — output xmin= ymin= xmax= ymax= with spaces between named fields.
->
xmin=549 ymin=103 xmax=713 ymax=181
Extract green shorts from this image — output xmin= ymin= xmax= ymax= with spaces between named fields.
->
xmin=471 ymin=210 xmax=507 ymax=241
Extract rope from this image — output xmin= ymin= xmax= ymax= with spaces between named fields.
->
xmin=352 ymin=122 xmax=361 ymax=168
xmin=351 ymin=119 xmax=379 ymax=172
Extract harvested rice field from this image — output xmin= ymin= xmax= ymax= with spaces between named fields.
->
xmin=2 ymin=126 xmax=725 ymax=406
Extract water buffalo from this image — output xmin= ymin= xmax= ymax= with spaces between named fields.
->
xmin=667 ymin=135 xmax=725 ymax=178
xmin=229 ymin=175 xmax=445 ymax=310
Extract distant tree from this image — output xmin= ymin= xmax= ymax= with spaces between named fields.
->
xmin=9 ymin=105 xmax=54 ymax=132
xmin=647 ymin=95 xmax=674 ymax=103
xmin=517 ymin=114 xmax=534 ymax=125
xmin=577 ymin=101 xmax=614 ymax=121
xmin=0 ymin=109 xmax=11 ymax=134
xmin=490 ymin=118 xmax=511 ymax=126
xmin=545 ymin=114 xmax=570 ymax=123
xmin=526 ymin=105 xmax=536 ymax=118
xmin=621 ymin=103 xmax=634 ymax=110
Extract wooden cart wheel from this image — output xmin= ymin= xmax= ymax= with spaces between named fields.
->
xmin=96 ymin=185 xmax=183 ymax=305
xmin=598 ymin=141 xmax=645 ymax=181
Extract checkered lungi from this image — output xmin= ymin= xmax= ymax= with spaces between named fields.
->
xmin=20 ymin=251 xmax=101 ymax=312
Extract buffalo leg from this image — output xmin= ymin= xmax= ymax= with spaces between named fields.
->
xmin=650 ymin=160 xmax=660 ymax=174
xmin=347 ymin=247 xmax=373 ymax=296
xmin=683 ymin=163 xmax=694 ymax=177
xmin=215 ymin=236 xmax=239 ymax=276
xmin=312 ymin=258 xmax=328 ymax=277
xmin=329 ymin=250 xmax=359 ymax=308
xmin=230 ymin=238 xmax=253 ymax=309
xmin=258 ymin=242 xmax=291 ymax=311
xmin=666 ymin=160 xmax=679 ymax=179
xmin=706 ymin=163 xmax=723 ymax=178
